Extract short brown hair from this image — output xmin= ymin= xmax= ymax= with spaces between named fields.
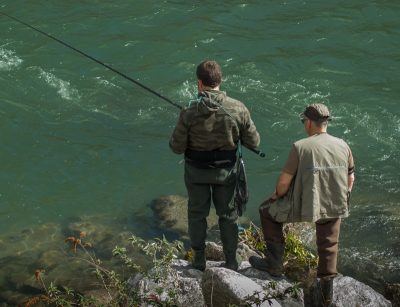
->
xmin=196 ymin=60 xmax=222 ymax=87
xmin=301 ymin=103 xmax=331 ymax=123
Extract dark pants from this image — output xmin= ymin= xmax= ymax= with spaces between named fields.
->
xmin=259 ymin=208 xmax=341 ymax=279
xmin=184 ymin=163 xmax=238 ymax=254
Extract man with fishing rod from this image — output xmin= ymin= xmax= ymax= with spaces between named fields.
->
xmin=169 ymin=60 xmax=260 ymax=271
xmin=249 ymin=103 xmax=355 ymax=306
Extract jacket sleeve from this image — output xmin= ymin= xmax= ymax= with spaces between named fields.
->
xmin=240 ymin=105 xmax=260 ymax=149
xmin=169 ymin=110 xmax=188 ymax=154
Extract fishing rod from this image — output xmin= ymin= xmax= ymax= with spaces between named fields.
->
xmin=0 ymin=11 xmax=182 ymax=110
xmin=1 ymin=11 xmax=265 ymax=158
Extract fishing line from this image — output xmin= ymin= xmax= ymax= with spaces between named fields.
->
xmin=1 ymin=11 xmax=265 ymax=157
xmin=0 ymin=11 xmax=182 ymax=110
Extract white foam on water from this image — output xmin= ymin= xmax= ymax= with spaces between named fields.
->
xmin=36 ymin=68 xmax=81 ymax=101
xmin=177 ymin=80 xmax=196 ymax=101
xmin=94 ymin=76 xmax=121 ymax=89
xmin=92 ymin=108 xmax=120 ymax=120
xmin=200 ymin=38 xmax=215 ymax=44
xmin=136 ymin=105 xmax=165 ymax=121
xmin=0 ymin=48 xmax=23 ymax=71
xmin=124 ymin=40 xmax=140 ymax=47
xmin=314 ymin=67 xmax=352 ymax=75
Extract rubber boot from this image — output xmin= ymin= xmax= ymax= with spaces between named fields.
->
xmin=219 ymin=217 xmax=239 ymax=271
xmin=192 ymin=249 xmax=206 ymax=271
xmin=223 ymin=251 xmax=241 ymax=271
xmin=249 ymin=242 xmax=284 ymax=277
xmin=313 ymin=277 xmax=333 ymax=307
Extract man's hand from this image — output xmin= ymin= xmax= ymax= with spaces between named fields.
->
xmin=268 ymin=191 xmax=278 ymax=202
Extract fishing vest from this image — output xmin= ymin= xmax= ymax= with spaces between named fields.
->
xmin=267 ymin=133 xmax=350 ymax=223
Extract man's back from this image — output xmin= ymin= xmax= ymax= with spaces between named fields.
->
xmin=292 ymin=133 xmax=352 ymax=221
xmin=170 ymin=90 xmax=259 ymax=153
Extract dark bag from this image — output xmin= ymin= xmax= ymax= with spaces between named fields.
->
xmin=234 ymin=147 xmax=249 ymax=216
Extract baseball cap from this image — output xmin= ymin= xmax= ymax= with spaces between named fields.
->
xmin=300 ymin=103 xmax=331 ymax=122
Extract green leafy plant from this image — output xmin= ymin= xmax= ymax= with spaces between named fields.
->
xmin=239 ymin=222 xmax=266 ymax=253
xmin=244 ymin=281 xmax=301 ymax=307
xmin=239 ymin=222 xmax=318 ymax=286
xmin=24 ymin=233 xmax=184 ymax=306
xmin=284 ymin=232 xmax=317 ymax=269
xmin=24 ymin=226 xmax=312 ymax=307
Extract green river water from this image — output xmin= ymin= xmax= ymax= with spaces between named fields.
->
xmin=0 ymin=0 xmax=399 ymax=300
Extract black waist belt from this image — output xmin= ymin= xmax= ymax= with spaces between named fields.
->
xmin=185 ymin=149 xmax=237 ymax=169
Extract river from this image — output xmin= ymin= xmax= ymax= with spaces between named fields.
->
xmin=0 ymin=0 xmax=399 ymax=299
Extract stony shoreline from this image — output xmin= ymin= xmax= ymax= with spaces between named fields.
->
xmin=0 ymin=194 xmax=398 ymax=306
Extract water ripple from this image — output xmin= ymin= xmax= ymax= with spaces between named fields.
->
xmin=33 ymin=67 xmax=81 ymax=101
xmin=0 ymin=47 xmax=23 ymax=71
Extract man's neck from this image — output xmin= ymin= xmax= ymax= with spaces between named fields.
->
xmin=306 ymin=121 xmax=328 ymax=135
xmin=308 ymin=128 xmax=327 ymax=136
xmin=202 ymin=86 xmax=220 ymax=91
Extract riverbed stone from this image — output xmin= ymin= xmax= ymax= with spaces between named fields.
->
xmin=127 ymin=242 xmax=391 ymax=307
xmin=331 ymin=275 xmax=392 ymax=307
xmin=129 ymin=264 xmax=205 ymax=307
xmin=202 ymin=266 xmax=282 ymax=306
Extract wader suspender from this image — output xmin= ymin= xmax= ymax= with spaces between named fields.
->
xmin=201 ymin=97 xmax=250 ymax=217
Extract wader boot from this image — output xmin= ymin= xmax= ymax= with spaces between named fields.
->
xmin=312 ymin=277 xmax=334 ymax=307
xmin=249 ymin=242 xmax=285 ymax=277
xmin=220 ymin=218 xmax=239 ymax=271
xmin=223 ymin=251 xmax=241 ymax=271
xmin=192 ymin=249 xmax=206 ymax=271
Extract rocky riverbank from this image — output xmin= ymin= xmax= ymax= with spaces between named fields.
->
xmin=150 ymin=195 xmax=398 ymax=307
xmin=0 ymin=194 xmax=398 ymax=306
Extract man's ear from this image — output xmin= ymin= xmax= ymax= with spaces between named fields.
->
xmin=197 ymin=79 xmax=203 ymax=91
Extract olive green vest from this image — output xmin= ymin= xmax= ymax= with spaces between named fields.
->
xmin=267 ymin=133 xmax=350 ymax=223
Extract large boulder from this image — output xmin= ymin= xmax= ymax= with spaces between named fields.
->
xmin=202 ymin=266 xmax=282 ymax=307
xmin=131 ymin=257 xmax=303 ymax=307
xmin=241 ymin=265 xmax=305 ymax=307
xmin=127 ymin=240 xmax=393 ymax=307
xmin=331 ymin=275 xmax=392 ymax=307
xmin=129 ymin=260 xmax=205 ymax=307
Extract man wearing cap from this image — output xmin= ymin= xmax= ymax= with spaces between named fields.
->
xmin=249 ymin=103 xmax=355 ymax=307
xmin=170 ymin=60 xmax=260 ymax=271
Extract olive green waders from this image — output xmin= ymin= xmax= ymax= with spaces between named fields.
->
xmin=184 ymin=162 xmax=239 ymax=271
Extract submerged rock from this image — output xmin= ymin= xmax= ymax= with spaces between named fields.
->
xmin=0 ymin=214 xmax=144 ymax=305
xmin=150 ymin=195 xmax=218 ymax=239
xmin=150 ymin=194 xmax=249 ymax=242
